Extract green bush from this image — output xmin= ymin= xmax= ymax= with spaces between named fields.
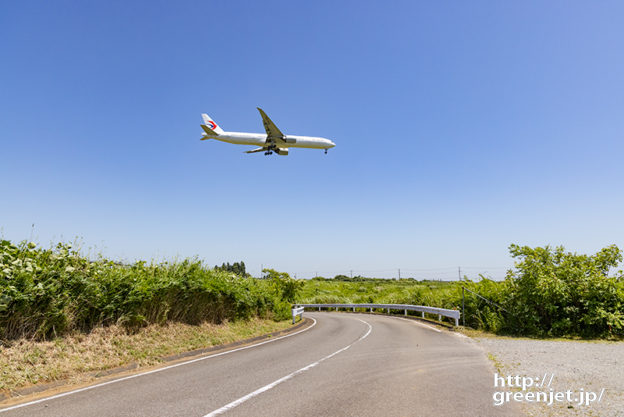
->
xmin=262 ymin=268 xmax=303 ymax=303
xmin=0 ymin=240 xmax=291 ymax=341
xmin=504 ymin=244 xmax=624 ymax=338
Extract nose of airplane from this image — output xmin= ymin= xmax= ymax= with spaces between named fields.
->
xmin=329 ymin=140 xmax=336 ymax=148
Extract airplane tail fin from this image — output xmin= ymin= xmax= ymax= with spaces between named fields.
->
xmin=201 ymin=114 xmax=224 ymax=135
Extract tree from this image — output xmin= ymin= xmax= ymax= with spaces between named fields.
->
xmin=505 ymin=244 xmax=624 ymax=337
xmin=214 ymin=261 xmax=249 ymax=277
xmin=262 ymin=269 xmax=303 ymax=302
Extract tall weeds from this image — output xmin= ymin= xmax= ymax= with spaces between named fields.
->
xmin=0 ymin=240 xmax=288 ymax=341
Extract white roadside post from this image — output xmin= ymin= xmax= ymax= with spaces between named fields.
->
xmin=291 ymin=306 xmax=304 ymax=324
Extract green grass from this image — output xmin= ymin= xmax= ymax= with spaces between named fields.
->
xmin=299 ymin=278 xmax=457 ymax=305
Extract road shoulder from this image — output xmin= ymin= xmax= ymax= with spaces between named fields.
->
xmin=0 ymin=318 xmax=313 ymax=408
xmin=471 ymin=334 xmax=624 ymax=416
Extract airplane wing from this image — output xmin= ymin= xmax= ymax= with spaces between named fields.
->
xmin=257 ymin=108 xmax=284 ymax=141
xmin=245 ymin=147 xmax=267 ymax=153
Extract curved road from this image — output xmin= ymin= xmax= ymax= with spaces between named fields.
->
xmin=0 ymin=313 xmax=520 ymax=417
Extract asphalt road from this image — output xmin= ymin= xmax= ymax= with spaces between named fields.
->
xmin=0 ymin=312 xmax=521 ymax=417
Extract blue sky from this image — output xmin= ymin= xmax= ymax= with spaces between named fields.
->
xmin=2 ymin=1 xmax=623 ymax=279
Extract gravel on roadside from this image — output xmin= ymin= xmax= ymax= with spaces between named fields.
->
xmin=472 ymin=336 xmax=624 ymax=417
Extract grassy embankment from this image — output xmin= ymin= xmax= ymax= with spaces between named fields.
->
xmin=0 ymin=240 xmax=296 ymax=393
xmin=0 ymin=319 xmax=291 ymax=392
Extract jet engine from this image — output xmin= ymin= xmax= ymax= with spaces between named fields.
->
xmin=275 ymin=148 xmax=289 ymax=156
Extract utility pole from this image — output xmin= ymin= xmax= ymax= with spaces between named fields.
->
xmin=261 ymin=264 xmax=263 ymax=278
xmin=350 ymin=270 xmax=353 ymax=278
xmin=458 ymin=267 xmax=461 ymax=281
xmin=398 ymin=268 xmax=401 ymax=280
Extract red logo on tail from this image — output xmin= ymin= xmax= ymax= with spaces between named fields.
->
xmin=208 ymin=121 xmax=217 ymax=130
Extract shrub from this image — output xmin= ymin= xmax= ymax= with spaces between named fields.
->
xmin=504 ymin=244 xmax=624 ymax=337
xmin=0 ymin=240 xmax=290 ymax=341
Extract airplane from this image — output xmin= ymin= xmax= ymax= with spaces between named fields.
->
xmin=200 ymin=108 xmax=335 ymax=155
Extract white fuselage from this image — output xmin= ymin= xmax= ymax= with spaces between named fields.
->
xmin=212 ymin=132 xmax=335 ymax=150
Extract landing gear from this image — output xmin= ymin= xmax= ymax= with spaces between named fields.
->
xmin=264 ymin=146 xmax=275 ymax=155
xmin=324 ymin=148 xmax=328 ymax=154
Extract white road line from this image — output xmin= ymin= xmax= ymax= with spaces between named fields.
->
xmin=394 ymin=317 xmax=442 ymax=333
xmin=203 ymin=318 xmax=373 ymax=417
xmin=0 ymin=319 xmax=317 ymax=414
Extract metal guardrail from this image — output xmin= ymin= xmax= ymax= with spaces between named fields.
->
xmin=296 ymin=303 xmax=460 ymax=326
xmin=291 ymin=306 xmax=305 ymax=324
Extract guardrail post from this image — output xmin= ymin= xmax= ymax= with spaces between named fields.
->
xmin=318 ymin=307 xmax=321 ymax=311
xmin=335 ymin=307 xmax=338 ymax=311
xmin=386 ymin=308 xmax=390 ymax=314
xmin=352 ymin=307 xmax=355 ymax=312
xmin=421 ymin=311 xmax=425 ymax=318
xmin=404 ymin=309 xmax=407 ymax=316
xmin=438 ymin=314 xmax=442 ymax=321
xmin=370 ymin=307 xmax=373 ymax=313
xmin=454 ymin=317 xmax=459 ymax=326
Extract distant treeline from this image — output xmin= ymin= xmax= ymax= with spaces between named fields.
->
xmin=300 ymin=245 xmax=624 ymax=339
xmin=214 ymin=261 xmax=249 ymax=277
xmin=314 ymin=275 xmax=447 ymax=283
